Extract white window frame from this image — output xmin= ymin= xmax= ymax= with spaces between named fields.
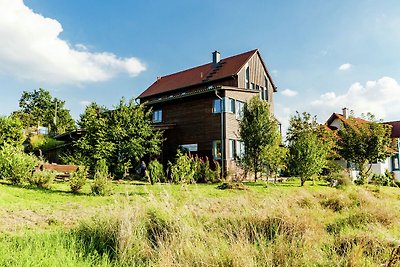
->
xmin=212 ymin=99 xmax=221 ymax=113
xmin=235 ymin=100 xmax=245 ymax=120
xmin=212 ymin=140 xmax=222 ymax=159
xmin=152 ymin=109 xmax=162 ymax=123
xmin=245 ymin=64 xmax=250 ymax=89
xmin=229 ymin=139 xmax=236 ymax=159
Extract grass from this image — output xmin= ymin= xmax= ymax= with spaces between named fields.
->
xmin=1 ymin=179 xmax=400 ymax=266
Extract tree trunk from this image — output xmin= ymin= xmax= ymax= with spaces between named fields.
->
xmin=254 ymin=158 xmax=258 ymax=182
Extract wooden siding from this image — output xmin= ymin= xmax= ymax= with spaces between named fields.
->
xmin=237 ymin=53 xmax=274 ymax=111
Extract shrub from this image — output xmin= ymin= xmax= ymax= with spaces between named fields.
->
xmin=69 ymin=167 xmax=88 ymax=193
xmin=0 ymin=144 xmax=39 ymax=185
xmin=193 ymin=156 xmax=220 ymax=183
xmin=91 ymin=159 xmax=111 ymax=196
xmin=28 ymin=170 xmax=56 ymax=189
xmin=148 ymin=160 xmax=164 ymax=184
xmin=325 ymin=170 xmax=353 ymax=188
xmin=168 ymin=150 xmax=195 ymax=184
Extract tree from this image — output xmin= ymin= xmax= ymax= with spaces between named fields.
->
xmin=0 ymin=116 xmax=25 ymax=148
xmin=12 ymin=88 xmax=75 ymax=134
xmin=287 ymin=112 xmax=332 ymax=186
xmin=239 ymin=96 xmax=281 ymax=182
xmin=338 ymin=114 xmax=393 ymax=184
xmin=74 ymin=98 xmax=163 ymax=178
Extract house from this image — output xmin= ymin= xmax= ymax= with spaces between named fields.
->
xmin=137 ymin=49 xmax=277 ymax=175
xmin=326 ymin=108 xmax=400 ymax=180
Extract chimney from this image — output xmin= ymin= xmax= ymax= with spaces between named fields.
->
xmin=212 ymin=51 xmax=220 ymax=67
xmin=342 ymin=107 xmax=349 ymax=119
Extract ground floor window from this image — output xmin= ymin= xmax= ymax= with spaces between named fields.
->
xmin=212 ymin=140 xmax=221 ymax=159
xmin=392 ymin=154 xmax=399 ymax=170
xmin=237 ymin=140 xmax=245 ymax=159
xmin=229 ymin=139 xmax=236 ymax=159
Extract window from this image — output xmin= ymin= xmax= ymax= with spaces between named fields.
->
xmin=235 ymin=101 xmax=245 ymax=120
xmin=230 ymin=139 xmax=236 ymax=159
xmin=251 ymin=83 xmax=255 ymax=90
xmin=152 ymin=109 xmax=162 ymax=123
xmin=245 ymin=66 xmax=250 ymax=89
xmin=264 ymin=77 xmax=269 ymax=101
xmin=226 ymin=98 xmax=235 ymax=113
xmin=259 ymin=86 xmax=264 ymax=100
xmin=212 ymin=140 xmax=222 ymax=159
xmin=237 ymin=140 xmax=245 ymax=159
xmin=392 ymin=154 xmax=399 ymax=170
xmin=213 ymin=99 xmax=221 ymax=113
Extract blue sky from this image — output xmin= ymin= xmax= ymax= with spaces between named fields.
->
xmin=1 ymin=0 xmax=400 ymax=131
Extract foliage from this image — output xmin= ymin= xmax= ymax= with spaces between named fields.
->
xmin=28 ymin=170 xmax=56 ymax=189
xmin=238 ymin=96 xmax=281 ymax=181
xmin=91 ymin=159 xmax=112 ymax=196
xmin=168 ymin=150 xmax=195 ymax=184
xmin=338 ymin=115 xmax=393 ymax=183
xmin=287 ymin=112 xmax=332 ymax=186
xmin=325 ymin=170 xmax=353 ymax=188
xmin=12 ymin=88 xmax=75 ymax=134
xmin=28 ymin=134 xmax=64 ymax=152
xmin=370 ymin=170 xmax=397 ymax=187
xmin=148 ymin=159 xmax=165 ymax=184
xmin=0 ymin=144 xmax=39 ymax=185
xmin=0 ymin=116 xmax=25 ymax=148
xmin=69 ymin=167 xmax=88 ymax=193
xmin=75 ymin=99 xmax=163 ymax=177
xmin=192 ymin=156 xmax=221 ymax=183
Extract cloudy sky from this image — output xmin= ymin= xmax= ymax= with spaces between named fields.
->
xmin=1 ymin=0 xmax=400 ymax=131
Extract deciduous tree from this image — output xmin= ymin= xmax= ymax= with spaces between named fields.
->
xmin=338 ymin=114 xmax=393 ymax=183
xmin=239 ymin=96 xmax=281 ymax=182
xmin=287 ymin=112 xmax=332 ymax=186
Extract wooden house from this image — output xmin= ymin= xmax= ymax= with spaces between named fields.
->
xmin=137 ymin=49 xmax=277 ymax=175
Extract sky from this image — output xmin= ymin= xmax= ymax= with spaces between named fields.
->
xmin=1 ymin=0 xmax=400 ymax=132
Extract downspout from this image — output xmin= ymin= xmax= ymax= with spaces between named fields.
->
xmin=215 ymin=89 xmax=224 ymax=179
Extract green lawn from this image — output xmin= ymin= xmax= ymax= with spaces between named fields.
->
xmin=1 ymin=179 xmax=400 ymax=266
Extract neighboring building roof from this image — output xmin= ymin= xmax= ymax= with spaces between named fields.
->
xmin=384 ymin=121 xmax=400 ymax=138
xmin=326 ymin=113 xmax=366 ymax=129
xmin=138 ymin=49 xmax=276 ymax=99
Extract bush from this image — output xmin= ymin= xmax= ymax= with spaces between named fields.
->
xmin=168 ymin=150 xmax=195 ymax=184
xmin=148 ymin=160 xmax=164 ymax=184
xmin=69 ymin=167 xmax=88 ymax=193
xmin=28 ymin=170 xmax=56 ymax=189
xmin=91 ymin=159 xmax=111 ymax=196
xmin=193 ymin=156 xmax=220 ymax=183
xmin=325 ymin=170 xmax=353 ymax=188
xmin=0 ymin=144 xmax=39 ymax=185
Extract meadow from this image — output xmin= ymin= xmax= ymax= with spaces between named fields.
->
xmin=1 ymin=180 xmax=400 ymax=266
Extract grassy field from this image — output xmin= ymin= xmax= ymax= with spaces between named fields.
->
xmin=0 ymin=179 xmax=400 ymax=266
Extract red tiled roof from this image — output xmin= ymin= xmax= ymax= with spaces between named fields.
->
xmin=326 ymin=113 xmax=367 ymax=126
xmin=138 ymin=49 xmax=275 ymax=99
xmin=384 ymin=121 xmax=400 ymax=138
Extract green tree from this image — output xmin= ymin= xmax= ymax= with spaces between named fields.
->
xmin=338 ymin=114 xmax=393 ymax=184
xmin=12 ymin=88 xmax=75 ymax=134
xmin=75 ymin=98 xmax=163 ymax=178
xmin=0 ymin=116 xmax=25 ymax=148
xmin=287 ymin=112 xmax=331 ymax=186
xmin=239 ymin=96 xmax=281 ymax=182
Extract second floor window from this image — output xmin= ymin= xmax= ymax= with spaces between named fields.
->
xmin=152 ymin=109 xmax=162 ymax=123
xmin=213 ymin=99 xmax=221 ymax=113
xmin=235 ymin=101 xmax=245 ymax=120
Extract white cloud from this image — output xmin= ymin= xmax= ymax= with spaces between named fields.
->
xmin=0 ymin=0 xmax=146 ymax=84
xmin=312 ymin=76 xmax=400 ymax=121
xmin=338 ymin=63 xmax=352 ymax=71
xmin=281 ymin=88 xmax=298 ymax=97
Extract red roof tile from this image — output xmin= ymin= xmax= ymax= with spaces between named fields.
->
xmin=138 ymin=49 xmax=275 ymax=99
xmin=384 ymin=121 xmax=400 ymax=138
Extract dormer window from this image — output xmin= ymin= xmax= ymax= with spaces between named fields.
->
xmin=152 ymin=109 xmax=162 ymax=123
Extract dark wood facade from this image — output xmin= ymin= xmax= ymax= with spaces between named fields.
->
xmin=138 ymin=50 xmax=276 ymax=176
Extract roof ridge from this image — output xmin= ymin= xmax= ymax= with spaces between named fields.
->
xmin=157 ymin=49 xmax=258 ymax=80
